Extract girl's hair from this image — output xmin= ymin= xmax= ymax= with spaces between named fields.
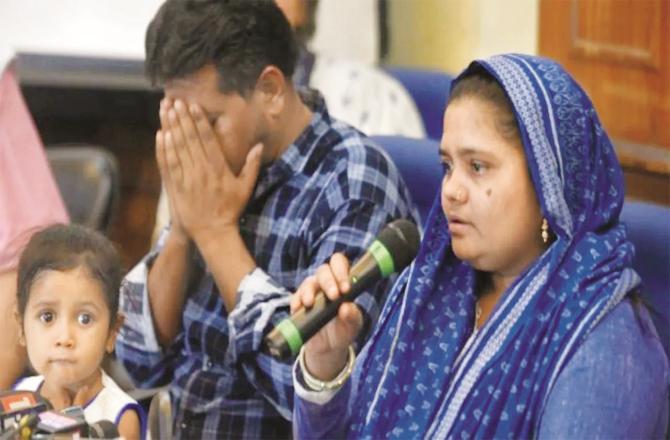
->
xmin=16 ymin=224 xmax=123 ymax=327
xmin=448 ymin=65 xmax=521 ymax=142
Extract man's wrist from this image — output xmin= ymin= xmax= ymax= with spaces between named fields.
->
xmin=168 ymin=225 xmax=191 ymax=247
xmin=191 ymin=223 xmax=241 ymax=250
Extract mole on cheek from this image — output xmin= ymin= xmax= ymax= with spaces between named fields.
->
xmin=486 ymin=188 xmax=492 ymax=196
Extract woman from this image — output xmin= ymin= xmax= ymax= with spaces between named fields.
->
xmin=290 ymin=54 xmax=669 ymax=438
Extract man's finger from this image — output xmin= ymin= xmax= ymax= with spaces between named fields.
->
xmin=190 ymin=103 xmax=227 ymax=172
xmin=238 ymin=143 xmax=263 ymax=198
xmin=167 ymin=108 xmax=194 ymax=173
xmin=174 ymin=99 xmax=208 ymax=167
xmin=156 ymin=130 xmax=168 ymax=180
xmin=158 ymin=131 xmax=178 ymax=200
xmin=164 ymin=131 xmax=184 ymax=184
xmin=159 ymin=98 xmax=172 ymax=130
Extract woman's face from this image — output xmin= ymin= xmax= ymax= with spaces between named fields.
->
xmin=440 ymin=97 xmax=545 ymax=278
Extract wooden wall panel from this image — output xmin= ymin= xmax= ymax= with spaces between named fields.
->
xmin=572 ymin=0 xmax=661 ymax=68
xmin=540 ymin=0 xmax=670 ymax=204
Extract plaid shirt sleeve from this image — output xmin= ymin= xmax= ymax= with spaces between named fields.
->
xmin=227 ymin=195 xmax=414 ymax=420
xmin=115 ymin=229 xmax=181 ymax=388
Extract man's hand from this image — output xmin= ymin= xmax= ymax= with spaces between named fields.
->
xmin=156 ymin=98 xmax=263 ymax=246
xmin=156 ymin=98 xmax=188 ymax=243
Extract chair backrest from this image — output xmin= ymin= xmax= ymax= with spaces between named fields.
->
xmin=46 ymin=145 xmax=119 ymax=234
xmin=148 ymin=388 xmax=173 ymax=440
xmin=384 ymin=66 xmax=453 ymax=141
xmin=620 ymin=200 xmax=670 ymax=360
xmin=371 ymin=135 xmax=443 ymax=227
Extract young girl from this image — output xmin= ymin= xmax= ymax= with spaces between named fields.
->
xmin=12 ymin=224 xmax=144 ymax=439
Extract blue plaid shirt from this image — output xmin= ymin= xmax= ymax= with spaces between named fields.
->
xmin=116 ymin=91 xmax=419 ymax=439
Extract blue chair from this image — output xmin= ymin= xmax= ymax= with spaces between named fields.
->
xmin=620 ymin=201 xmax=670 ymax=360
xmin=371 ymin=135 xmax=443 ymax=227
xmin=384 ymin=67 xmax=453 ymax=141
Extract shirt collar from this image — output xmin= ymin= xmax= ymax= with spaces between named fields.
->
xmin=253 ymin=89 xmax=331 ymax=197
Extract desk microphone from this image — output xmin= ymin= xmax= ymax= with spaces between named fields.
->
xmin=263 ymin=219 xmax=420 ymax=359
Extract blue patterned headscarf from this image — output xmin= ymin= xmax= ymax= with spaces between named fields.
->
xmin=345 ymin=54 xmax=639 ymax=438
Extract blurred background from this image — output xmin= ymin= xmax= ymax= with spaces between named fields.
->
xmin=0 ymin=0 xmax=667 ymax=267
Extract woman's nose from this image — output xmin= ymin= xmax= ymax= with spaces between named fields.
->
xmin=442 ymin=174 xmax=467 ymax=205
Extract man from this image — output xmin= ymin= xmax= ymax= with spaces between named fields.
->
xmin=152 ymin=0 xmax=425 ymax=239
xmin=115 ymin=1 xmax=418 ymax=438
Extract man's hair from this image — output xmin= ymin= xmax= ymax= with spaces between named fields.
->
xmin=17 ymin=224 xmax=123 ymax=328
xmin=145 ymin=0 xmax=299 ymax=95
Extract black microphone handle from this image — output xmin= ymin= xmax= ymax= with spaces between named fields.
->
xmin=292 ymin=262 xmax=381 ymax=342
xmin=263 ymin=219 xmax=420 ymax=359
xmin=264 ymin=252 xmax=381 ymax=359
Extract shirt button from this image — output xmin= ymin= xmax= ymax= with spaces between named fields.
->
xmin=181 ymin=423 xmax=187 ymax=429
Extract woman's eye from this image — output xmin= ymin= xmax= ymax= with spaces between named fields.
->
xmin=471 ymin=161 xmax=486 ymax=174
xmin=39 ymin=311 xmax=54 ymax=323
xmin=78 ymin=313 xmax=93 ymax=326
xmin=441 ymin=160 xmax=453 ymax=176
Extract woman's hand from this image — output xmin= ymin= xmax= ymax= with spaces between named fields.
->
xmin=290 ymin=253 xmax=364 ymax=381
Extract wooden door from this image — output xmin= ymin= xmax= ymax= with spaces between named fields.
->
xmin=539 ymin=0 xmax=669 ymax=205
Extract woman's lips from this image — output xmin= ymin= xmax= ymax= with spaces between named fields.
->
xmin=447 ymin=216 xmax=471 ymax=235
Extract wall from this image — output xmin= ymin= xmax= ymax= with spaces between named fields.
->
xmin=387 ymin=0 xmax=540 ymax=74
xmin=0 ymin=0 xmax=379 ymax=65
xmin=311 ymin=0 xmax=378 ymax=64
xmin=0 ymin=0 xmax=164 ymax=60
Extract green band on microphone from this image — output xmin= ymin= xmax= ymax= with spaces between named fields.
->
xmin=369 ymin=239 xmax=395 ymax=277
xmin=276 ymin=319 xmax=303 ymax=356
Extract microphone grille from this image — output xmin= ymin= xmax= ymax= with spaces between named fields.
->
xmin=376 ymin=219 xmax=420 ymax=271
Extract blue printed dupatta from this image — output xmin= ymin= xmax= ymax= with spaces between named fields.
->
xmin=345 ymin=54 xmax=640 ymax=439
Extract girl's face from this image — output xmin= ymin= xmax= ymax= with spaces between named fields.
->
xmin=20 ymin=266 xmax=119 ymax=389
xmin=440 ymin=97 xmax=545 ymax=278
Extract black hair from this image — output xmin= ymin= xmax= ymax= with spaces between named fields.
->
xmin=145 ymin=0 xmax=299 ymax=95
xmin=449 ymin=65 xmax=520 ymax=142
xmin=16 ymin=224 xmax=123 ymax=328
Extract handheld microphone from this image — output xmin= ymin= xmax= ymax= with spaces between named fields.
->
xmin=263 ymin=219 xmax=420 ymax=359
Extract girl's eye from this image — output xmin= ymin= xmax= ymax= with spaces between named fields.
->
xmin=39 ymin=311 xmax=54 ymax=324
xmin=78 ymin=313 xmax=93 ymax=326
